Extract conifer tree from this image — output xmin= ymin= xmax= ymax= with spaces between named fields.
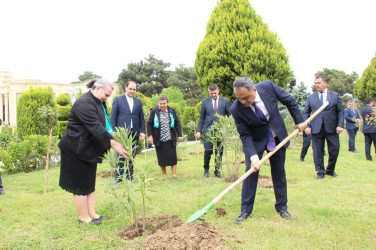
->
xmin=354 ymin=55 xmax=376 ymax=101
xmin=195 ymin=0 xmax=292 ymax=100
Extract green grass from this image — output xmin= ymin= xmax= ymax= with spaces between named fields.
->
xmin=0 ymin=133 xmax=375 ymax=249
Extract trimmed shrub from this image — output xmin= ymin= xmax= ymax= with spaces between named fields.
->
xmin=57 ymin=106 xmax=71 ymax=121
xmin=16 ymin=86 xmax=57 ymax=138
xmin=56 ymin=93 xmax=71 ymax=106
xmin=58 ymin=121 xmax=68 ymax=138
xmin=182 ymin=107 xmax=197 ymax=126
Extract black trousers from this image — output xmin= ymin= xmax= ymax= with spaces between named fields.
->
xmin=300 ymin=133 xmax=312 ymax=160
xmin=241 ymin=137 xmax=287 ymax=213
xmin=203 ymin=140 xmax=223 ymax=174
xmin=312 ymin=125 xmax=340 ymax=175
xmin=0 ymin=172 xmax=3 ymax=188
xmin=115 ymin=132 xmax=139 ymax=181
xmin=364 ymin=133 xmax=376 ymax=160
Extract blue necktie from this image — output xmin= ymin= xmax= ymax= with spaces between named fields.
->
xmin=320 ymin=92 xmax=323 ymax=105
xmin=253 ymin=103 xmax=276 ymax=152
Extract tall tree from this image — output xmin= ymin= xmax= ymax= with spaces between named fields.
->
xmin=166 ymin=65 xmax=206 ymax=106
xmin=354 ymin=55 xmax=376 ymax=102
xmin=279 ymin=81 xmax=309 ymax=118
xmin=77 ymin=71 xmax=101 ymax=82
xmin=313 ymin=68 xmax=358 ymax=96
xmin=195 ymin=0 xmax=292 ymax=101
xmin=117 ymin=54 xmax=171 ymax=97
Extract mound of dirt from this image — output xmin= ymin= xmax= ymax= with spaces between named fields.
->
xmin=118 ymin=214 xmax=240 ymax=249
xmin=258 ymin=175 xmax=274 ymax=188
xmin=216 ymin=207 xmax=227 ymax=217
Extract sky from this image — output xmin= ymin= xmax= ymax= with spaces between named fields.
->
xmin=1 ymin=0 xmax=375 ymax=88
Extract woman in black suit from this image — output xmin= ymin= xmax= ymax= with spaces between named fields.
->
xmin=59 ymin=79 xmax=129 ymax=225
xmin=147 ymin=96 xmax=182 ymax=179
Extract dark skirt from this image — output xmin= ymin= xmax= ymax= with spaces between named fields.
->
xmin=155 ymin=140 xmax=177 ymax=166
xmin=59 ymin=151 xmax=97 ymax=196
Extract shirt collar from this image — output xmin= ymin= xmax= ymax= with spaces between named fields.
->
xmin=125 ymin=94 xmax=133 ymax=99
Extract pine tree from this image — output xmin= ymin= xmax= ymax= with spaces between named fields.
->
xmin=195 ymin=0 xmax=292 ymax=101
xmin=354 ymin=55 xmax=376 ymax=101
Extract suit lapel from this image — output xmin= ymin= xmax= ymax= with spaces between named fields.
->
xmin=122 ymin=95 xmax=131 ymax=113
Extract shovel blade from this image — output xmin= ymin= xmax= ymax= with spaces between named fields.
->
xmin=185 ymin=202 xmax=215 ymax=223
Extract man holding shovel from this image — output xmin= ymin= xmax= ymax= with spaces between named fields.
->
xmin=230 ymin=77 xmax=305 ymax=223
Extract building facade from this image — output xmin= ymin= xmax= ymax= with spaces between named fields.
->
xmin=0 ymin=71 xmax=119 ymax=127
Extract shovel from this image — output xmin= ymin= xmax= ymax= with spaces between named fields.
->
xmin=186 ymin=101 xmax=329 ymax=223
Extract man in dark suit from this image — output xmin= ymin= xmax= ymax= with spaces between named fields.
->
xmin=196 ymin=84 xmax=231 ymax=178
xmin=361 ymin=97 xmax=376 ymax=161
xmin=110 ymin=81 xmax=145 ymax=182
xmin=344 ymin=100 xmax=361 ymax=153
xmin=230 ymin=77 xmax=305 ymax=223
xmin=303 ymin=76 xmax=344 ymax=179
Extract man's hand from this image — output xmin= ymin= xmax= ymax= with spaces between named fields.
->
xmin=305 ymin=127 xmax=312 ymax=135
xmin=295 ymin=122 xmax=306 ymax=132
xmin=178 ymin=137 xmax=183 ymax=142
xmin=139 ymin=133 xmax=145 ymax=141
xmin=299 ymin=131 xmax=303 ymax=136
xmin=251 ymin=156 xmax=261 ymax=171
xmin=336 ymin=127 xmax=344 ymax=134
xmin=195 ymin=132 xmax=201 ymax=140
xmin=148 ymin=135 xmax=153 ymax=145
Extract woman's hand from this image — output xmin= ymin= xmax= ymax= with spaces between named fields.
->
xmin=110 ymin=139 xmax=129 ymax=158
xmin=148 ymin=135 xmax=154 ymax=145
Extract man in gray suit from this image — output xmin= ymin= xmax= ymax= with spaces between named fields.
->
xmin=196 ymin=84 xmax=231 ymax=178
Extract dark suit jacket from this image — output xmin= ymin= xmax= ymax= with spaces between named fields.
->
xmin=361 ymin=105 xmax=376 ymax=133
xmin=344 ymin=108 xmax=360 ymax=130
xmin=197 ymin=96 xmax=231 ymax=135
xmin=110 ymin=95 xmax=145 ymax=137
xmin=58 ymin=91 xmax=113 ymax=163
xmin=230 ymin=80 xmax=304 ymax=158
xmin=303 ymin=90 xmax=344 ymax=134
xmin=147 ymin=107 xmax=182 ymax=146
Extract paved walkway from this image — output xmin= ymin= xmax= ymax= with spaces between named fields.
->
xmin=141 ymin=140 xmax=201 ymax=153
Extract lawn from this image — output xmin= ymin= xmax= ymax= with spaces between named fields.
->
xmin=0 ymin=132 xmax=375 ymax=249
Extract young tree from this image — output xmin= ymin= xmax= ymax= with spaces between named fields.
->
xmin=354 ymin=55 xmax=376 ymax=101
xmin=195 ymin=0 xmax=292 ymax=101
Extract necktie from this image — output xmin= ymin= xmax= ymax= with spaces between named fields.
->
xmin=320 ymin=92 xmax=323 ymax=105
xmin=214 ymin=99 xmax=217 ymax=113
xmin=253 ymin=103 xmax=276 ymax=152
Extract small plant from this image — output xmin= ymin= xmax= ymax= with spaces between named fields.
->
xmin=206 ymin=115 xmax=242 ymax=181
xmin=103 ymin=126 xmax=154 ymax=232
xmin=39 ymin=105 xmax=58 ymax=194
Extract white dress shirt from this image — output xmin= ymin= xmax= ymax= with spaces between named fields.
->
xmin=126 ymin=94 xmax=134 ymax=128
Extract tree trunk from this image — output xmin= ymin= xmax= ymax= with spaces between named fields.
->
xmin=44 ymin=127 xmax=52 ymax=194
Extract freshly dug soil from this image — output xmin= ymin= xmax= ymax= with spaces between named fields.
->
xmin=216 ymin=207 xmax=227 ymax=217
xmin=118 ymin=214 xmax=240 ymax=249
xmin=96 ymin=170 xmax=113 ymax=178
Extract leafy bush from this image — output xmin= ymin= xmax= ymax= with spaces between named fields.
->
xmin=167 ymin=103 xmax=182 ymax=118
xmin=57 ymin=121 xmax=68 ymax=138
xmin=182 ymin=126 xmax=195 ymax=141
xmin=182 ymin=107 xmax=196 ymax=126
xmin=0 ymin=134 xmax=59 ymax=173
xmin=0 ymin=126 xmax=19 ymax=148
xmin=16 ymin=86 xmax=57 ymax=139
xmin=56 ymin=93 xmax=71 ymax=106
xmin=57 ymin=106 xmax=71 ymax=121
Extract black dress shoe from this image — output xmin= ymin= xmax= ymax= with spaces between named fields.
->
xmin=204 ymin=171 xmax=209 ymax=178
xmin=0 ymin=188 xmax=4 ymax=195
xmin=278 ymin=210 xmax=291 ymax=219
xmin=316 ymin=174 xmax=325 ymax=180
xmin=79 ymin=219 xmax=101 ymax=225
xmin=326 ymin=172 xmax=339 ymax=178
xmin=300 ymin=157 xmax=304 ymax=162
xmin=214 ymin=173 xmax=223 ymax=178
xmin=235 ymin=212 xmax=251 ymax=224
xmin=93 ymin=216 xmax=109 ymax=221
